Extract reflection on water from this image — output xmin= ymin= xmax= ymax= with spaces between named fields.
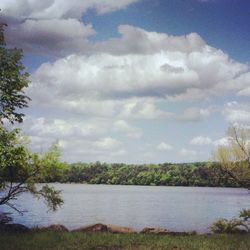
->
xmin=1 ymin=184 xmax=249 ymax=233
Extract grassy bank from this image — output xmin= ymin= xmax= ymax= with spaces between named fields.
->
xmin=0 ymin=231 xmax=250 ymax=250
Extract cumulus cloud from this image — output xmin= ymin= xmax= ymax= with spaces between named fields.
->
xmin=213 ymin=137 xmax=230 ymax=147
xmin=16 ymin=116 xmax=128 ymax=161
xmin=28 ymin=34 xmax=249 ymax=110
xmin=238 ymin=87 xmax=250 ymax=96
xmin=25 ymin=117 xmax=106 ymax=139
xmin=18 ymin=116 xmax=105 ymax=141
xmin=157 ymin=142 xmax=173 ymax=151
xmin=6 ymin=18 xmax=95 ymax=55
xmin=0 ymin=0 xmax=139 ymax=55
xmin=96 ymin=25 xmax=206 ymax=55
xmin=176 ymin=107 xmax=211 ymax=122
xmin=1 ymin=0 xmax=250 ymax=102
xmin=93 ymin=137 xmax=121 ymax=150
xmin=29 ymin=52 xmax=200 ymax=100
xmin=179 ymin=148 xmax=197 ymax=156
xmin=118 ymin=98 xmax=172 ymax=120
xmin=0 ymin=0 xmax=139 ymax=19
xmin=190 ymin=136 xmax=212 ymax=145
xmin=222 ymin=102 xmax=250 ymax=125
xmin=2 ymin=1 xmax=249 ymax=101
xmin=1 ymin=1 xmax=250 ymax=163
xmin=113 ymin=120 xmax=142 ymax=138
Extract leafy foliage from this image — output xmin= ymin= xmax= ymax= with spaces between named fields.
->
xmin=240 ymin=209 xmax=250 ymax=221
xmin=0 ymin=126 xmax=64 ymax=213
xmin=0 ymin=23 xmax=30 ymax=124
xmin=32 ymin=161 xmax=240 ymax=187
xmin=210 ymin=218 xmax=247 ymax=234
xmin=214 ymin=126 xmax=250 ymax=190
xmin=210 ymin=209 xmax=250 ymax=234
xmin=0 ymin=23 xmax=63 ymax=213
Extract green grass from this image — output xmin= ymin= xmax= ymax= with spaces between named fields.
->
xmin=0 ymin=231 xmax=250 ymax=250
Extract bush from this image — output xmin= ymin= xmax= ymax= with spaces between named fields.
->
xmin=210 ymin=209 xmax=250 ymax=234
xmin=240 ymin=209 xmax=250 ymax=221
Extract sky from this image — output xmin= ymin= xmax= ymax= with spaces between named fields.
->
xmin=0 ymin=0 xmax=250 ymax=163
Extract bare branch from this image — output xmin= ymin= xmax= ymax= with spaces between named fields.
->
xmin=232 ymin=127 xmax=250 ymax=167
xmin=5 ymin=202 xmax=25 ymax=215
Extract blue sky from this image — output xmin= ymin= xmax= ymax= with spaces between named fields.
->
xmin=1 ymin=0 xmax=250 ymax=163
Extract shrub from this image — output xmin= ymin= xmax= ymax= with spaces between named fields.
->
xmin=210 ymin=209 xmax=250 ymax=234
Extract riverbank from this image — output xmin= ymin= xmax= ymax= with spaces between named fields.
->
xmin=1 ymin=230 xmax=250 ymax=250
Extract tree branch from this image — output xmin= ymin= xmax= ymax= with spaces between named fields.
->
xmin=221 ymin=164 xmax=250 ymax=192
xmin=233 ymin=127 xmax=250 ymax=168
xmin=5 ymin=201 xmax=25 ymax=215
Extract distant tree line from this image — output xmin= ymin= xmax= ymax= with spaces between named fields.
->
xmin=32 ymin=161 xmax=240 ymax=187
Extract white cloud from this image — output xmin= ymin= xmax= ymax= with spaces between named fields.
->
xmin=16 ymin=116 xmax=128 ymax=162
xmin=96 ymin=25 xmax=206 ymax=55
xmin=93 ymin=137 xmax=121 ymax=150
xmin=227 ymin=110 xmax=250 ymax=124
xmin=222 ymin=102 xmax=250 ymax=125
xmin=179 ymin=148 xmax=197 ymax=156
xmin=30 ymin=52 xmax=200 ymax=100
xmin=190 ymin=136 xmax=212 ymax=145
xmin=20 ymin=116 xmax=106 ymax=139
xmin=1 ymin=0 xmax=249 ymax=101
xmin=179 ymin=148 xmax=198 ymax=157
xmin=6 ymin=18 xmax=95 ymax=55
xmin=157 ymin=142 xmax=173 ymax=151
xmin=177 ymin=107 xmax=211 ymax=122
xmin=0 ymin=0 xmax=139 ymax=19
xmin=1 ymin=0 xmax=139 ymax=55
xmin=113 ymin=120 xmax=142 ymax=138
xmin=226 ymin=72 xmax=250 ymax=96
xmin=213 ymin=137 xmax=230 ymax=147
xmin=118 ymin=98 xmax=172 ymax=120
xmin=238 ymin=87 xmax=250 ymax=96
xmin=1 ymin=1 xmax=249 ymax=163
xmin=28 ymin=38 xmax=249 ymax=111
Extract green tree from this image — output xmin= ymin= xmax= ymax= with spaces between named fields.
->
xmin=0 ymin=128 xmax=63 ymax=212
xmin=0 ymin=23 xmax=63 ymax=214
xmin=0 ymin=23 xmax=30 ymax=124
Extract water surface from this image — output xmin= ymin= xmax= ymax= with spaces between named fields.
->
xmin=1 ymin=184 xmax=249 ymax=233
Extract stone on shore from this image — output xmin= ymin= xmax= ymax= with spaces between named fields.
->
xmin=107 ymin=224 xmax=137 ymax=234
xmin=72 ymin=223 xmax=108 ymax=232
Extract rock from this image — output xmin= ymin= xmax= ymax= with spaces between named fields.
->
xmin=107 ymin=224 xmax=137 ymax=234
xmin=34 ymin=224 xmax=69 ymax=232
xmin=72 ymin=223 xmax=108 ymax=232
xmin=140 ymin=227 xmax=171 ymax=235
xmin=72 ymin=223 xmax=136 ymax=234
xmin=0 ymin=223 xmax=30 ymax=232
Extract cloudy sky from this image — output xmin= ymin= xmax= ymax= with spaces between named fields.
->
xmin=1 ymin=0 xmax=250 ymax=163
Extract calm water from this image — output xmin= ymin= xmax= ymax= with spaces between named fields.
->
xmin=1 ymin=184 xmax=250 ymax=233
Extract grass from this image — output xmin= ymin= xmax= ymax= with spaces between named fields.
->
xmin=0 ymin=231 xmax=250 ymax=250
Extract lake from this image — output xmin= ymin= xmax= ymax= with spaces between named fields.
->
xmin=1 ymin=184 xmax=250 ymax=233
